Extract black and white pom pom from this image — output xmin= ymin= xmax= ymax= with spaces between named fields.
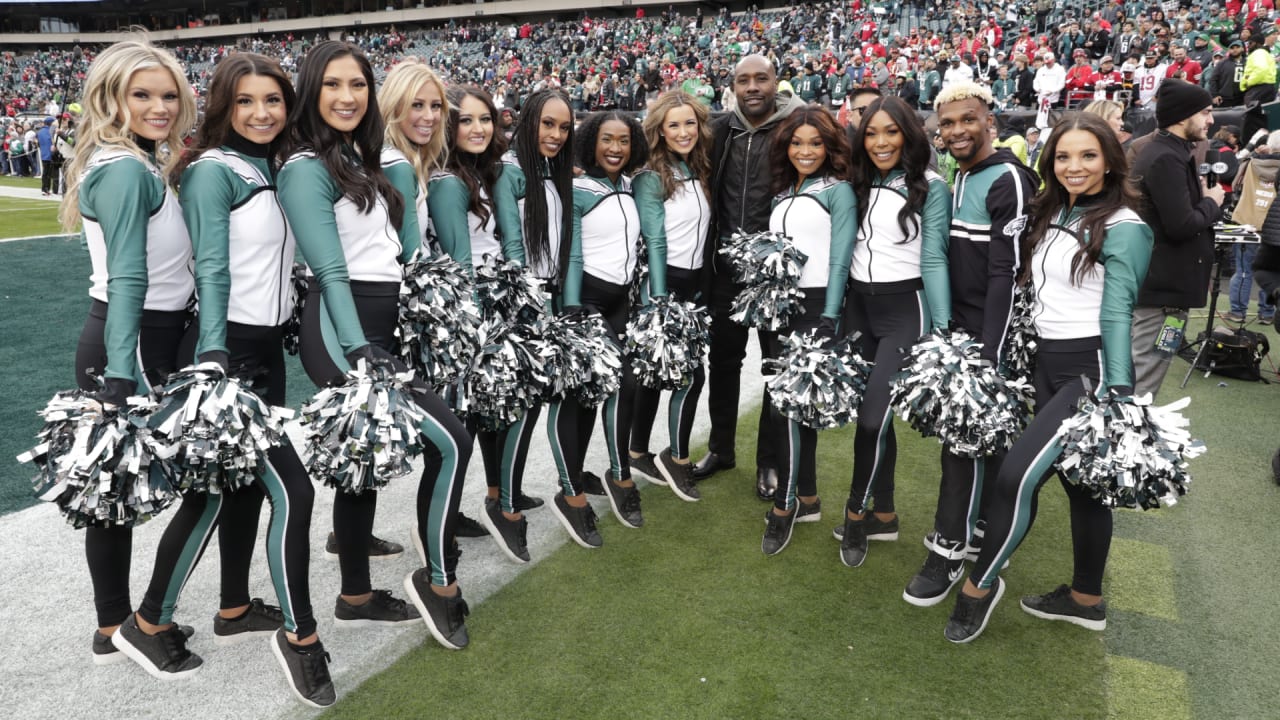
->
xmin=473 ymin=255 xmax=548 ymax=325
xmin=889 ymin=328 xmax=1034 ymax=457
xmin=719 ymin=230 xmax=809 ymax=331
xmin=538 ymin=311 xmax=623 ymax=407
xmin=454 ymin=319 xmax=550 ymax=430
xmin=629 ymin=242 xmax=650 ymax=308
xmin=282 ymin=263 xmax=309 ymax=357
xmin=398 ymin=253 xmax=482 ymax=389
xmin=301 ymin=360 xmax=430 ymax=494
xmin=20 ymin=389 xmax=174 ymax=529
xmin=624 ymin=297 xmax=711 ymax=391
xmin=766 ymin=329 xmax=873 ymax=429
xmin=145 ymin=363 xmax=291 ymax=494
xmin=1054 ymin=389 xmax=1205 ymax=510
xmin=1001 ymin=283 xmax=1040 ymax=383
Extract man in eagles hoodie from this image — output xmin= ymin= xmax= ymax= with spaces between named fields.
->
xmin=691 ymin=54 xmax=801 ymax=502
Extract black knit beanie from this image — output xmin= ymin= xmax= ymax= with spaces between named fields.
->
xmin=1155 ymin=79 xmax=1213 ymax=129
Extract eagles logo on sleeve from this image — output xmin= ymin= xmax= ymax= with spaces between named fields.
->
xmin=1003 ymin=214 xmax=1028 ymax=239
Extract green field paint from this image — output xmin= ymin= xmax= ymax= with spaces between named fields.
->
xmin=1106 ymin=655 xmax=1191 ymax=720
xmin=1107 ymin=537 xmax=1179 ymax=621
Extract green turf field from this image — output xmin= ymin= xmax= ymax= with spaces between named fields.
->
xmin=0 ymin=196 xmax=64 ymax=238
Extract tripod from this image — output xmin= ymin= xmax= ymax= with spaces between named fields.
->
xmin=1180 ymin=236 xmax=1259 ymax=387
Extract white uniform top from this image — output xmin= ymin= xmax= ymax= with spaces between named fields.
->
xmin=851 ymin=170 xmax=943 ymax=283
xmin=769 ymin=175 xmax=841 ymax=289
xmin=575 ymin=174 xmax=641 ymax=284
xmin=1030 ymin=207 xmax=1143 ymax=340
xmin=427 ymin=168 xmax=501 ymax=267
xmin=380 ymin=146 xmax=429 ymax=243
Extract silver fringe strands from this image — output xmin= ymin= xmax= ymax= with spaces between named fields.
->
xmin=20 ymin=388 xmax=174 ymax=528
xmin=398 ymin=253 xmax=482 ymax=389
xmin=455 ymin=319 xmax=550 ymax=431
xmin=282 ymin=262 xmax=308 ymax=356
xmin=538 ymin=311 xmax=623 ymax=407
xmin=1001 ymin=283 xmax=1040 ymax=383
xmin=720 ymin=230 xmax=809 ymax=331
xmin=145 ymin=363 xmax=292 ymax=494
xmin=1053 ymin=388 xmax=1205 ymax=509
xmin=890 ymin=328 xmax=1034 ymax=457
xmin=473 ymin=255 xmax=548 ymax=325
xmin=766 ymin=329 xmax=873 ymax=429
xmin=301 ymin=360 xmax=430 ymax=494
xmin=624 ymin=297 xmax=710 ymax=391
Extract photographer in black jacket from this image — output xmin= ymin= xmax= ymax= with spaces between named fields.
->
xmin=1130 ymin=79 xmax=1225 ymax=398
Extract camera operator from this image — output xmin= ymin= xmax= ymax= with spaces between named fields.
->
xmin=1130 ymin=79 xmax=1224 ymax=399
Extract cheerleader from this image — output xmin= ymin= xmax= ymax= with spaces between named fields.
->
xmin=836 ymin=96 xmax=951 ymax=575
xmin=58 ymin=38 xmax=197 ymax=669
xmin=627 ymin=91 xmax=711 ymax=504
xmin=547 ymin=110 xmax=648 ymax=545
xmin=758 ymin=104 xmax=857 ymax=556
xmin=113 ymin=54 xmax=334 ymax=705
xmin=945 ymin=112 xmax=1152 ymax=643
xmin=279 ymin=41 xmax=473 ymax=650
xmin=491 ymin=89 xmax=577 ymax=505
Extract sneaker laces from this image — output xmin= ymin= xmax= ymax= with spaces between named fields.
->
xmin=448 ymin=597 xmax=471 ymax=627
xmin=583 ymin=505 xmax=599 ymax=534
xmin=620 ymin=486 xmax=642 ymax=514
xmin=252 ymin=599 xmax=286 ymax=623
xmin=299 ymin=645 xmax=333 ymax=690
xmin=371 ymin=589 xmax=409 ymax=614
xmin=159 ymin=625 xmax=193 ymax=665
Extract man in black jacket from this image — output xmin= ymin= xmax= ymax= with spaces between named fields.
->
xmin=1209 ymin=40 xmax=1246 ymax=108
xmin=692 ymin=54 xmax=801 ymax=502
xmin=1130 ymin=79 xmax=1225 ymax=398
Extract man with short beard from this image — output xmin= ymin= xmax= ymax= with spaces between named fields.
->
xmin=692 ymin=54 xmax=801 ymax=502
xmin=1210 ymin=40 xmax=1246 ymax=107
xmin=1129 ymin=80 xmax=1223 ymax=398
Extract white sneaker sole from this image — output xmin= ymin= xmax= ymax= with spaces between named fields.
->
xmin=213 ymin=628 xmax=277 ymax=647
xmin=402 ymin=574 xmax=465 ymax=651
xmin=902 ymin=570 xmax=965 ymax=608
xmin=658 ymin=457 xmax=699 ymax=503
xmin=1020 ymin=601 xmax=1106 ymax=631
xmin=478 ymin=504 xmax=533 ymax=563
xmin=947 ymin=577 xmax=1005 ymax=644
xmin=92 ymin=650 xmax=128 ymax=666
xmin=630 ymin=457 xmax=666 ymax=485
xmin=331 ymin=615 xmax=420 ymax=628
xmin=269 ymin=631 xmax=332 ymax=708
xmin=602 ymin=483 xmax=643 ymax=529
xmin=111 ymin=624 xmax=201 ymax=680
xmin=549 ymin=500 xmax=601 ymax=549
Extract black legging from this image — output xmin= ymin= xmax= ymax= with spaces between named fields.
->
xmin=762 ymin=289 xmax=827 ymax=512
xmin=548 ymin=273 xmax=637 ymax=494
xmin=138 ymin=322 xmax=318 ymax=638
xmin=970 ymin=339 xmax=1113 ymax=596
xmin=705 ymin=268 xmax=776 ymax=470
xmin=75 ymin=300 xmax=189 ymax=629
xmin=630 ymin=265 xmax=705 ymax=460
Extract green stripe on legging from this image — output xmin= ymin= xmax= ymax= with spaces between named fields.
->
xmin=159 ymin=493 xmax=222 ymax=624
xmin=966 ymin=457 xmax=985 ymax=541
xmin=420 ymin=413 xmax=461 ymax=587
xmin=259 ymin=455 xmax=298 ymax=634
xmin=669 ymin=384 xmax=692 ymax=459
xmin=499 ymin=413 xmax=528 ymax=514
xmin=546 ymin=401 xmax=575 ymax=496
xmin=977 ymin=442 xmax=1062 ymax=590
xmin=604 ymin=391 xmax=621 ymax=479
xmin=783 ymin=419 xmax=801 ymax=511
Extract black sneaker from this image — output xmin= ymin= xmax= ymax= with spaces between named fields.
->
xmin=514 ymin=493 xmax=545 ymax=511
xmin=550 ymin=492 xmax=603 ymax=548
xmin=270 ymin=629 xmax=336 ymax=708
xmin=92 ymin=630 xmax=127 ymax=666
xmin=602 ymin=473 xmax=644 ymax=528
xmin=832 ymin=512 xmax=896 ymax=541
xmin=796 ymin=498 xmax=821 ymax=523
xmin=1271 ymin=448 xmax=1280 ymax=485
xmin=580 ymin=471 xmax=607 ymax=496
xmin=839 ymin=517 xmax=868 ymax=568
xmin=479 ymin=497 xmax=531 ymax=563
xmin=214 ymin=598 xmax=285 ymax=647
xmin=629 ymin=451 xmax=665 ymax=485
xmin=903 ymin=534 xmax=967 ymax=607
xmin=404 ymin=569 xmax=471 ymax=650
xmin=657 ymin=449 xmax=700 ymax=502
xmin=111 ymin=614 xmax=203 ymax=680
xmin=944 ymin=577 xmax=1006 ymax=644
xmin=325 ymin=531 xmax=405 ymax=559
xmin=333 ymin=589 xmax=421 ymax=627
xmin=1020 ymin=584 xmax=1107 ymax=631
xmin=762 ymin=509 xmax=797 ymax=556
xmin=454 ymin=512 xmax=490 ymax=538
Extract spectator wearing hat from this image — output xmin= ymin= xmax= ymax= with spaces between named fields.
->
xmin=1189 ymin=32 xmax=1216 ymax=69
xmin=1210 ymin=40 xmax=1246 ymax=106
xmin=1013 ymin=27 xmax=1039 ymax=59
xmin=1057 ymin=20 xmax=1087 ymax=59
xmin=36 ymin=116 xmax=56 ymax=195
xmin=893 ymin=70 xmax=919 ymax=107
xmin=1065 ymin=48 xmax=1098 ymax=97
xmin=1094 ymin=55 xmax=1125 ymax=100
xmin=1130 ymin=79 xmax=1224 ymax=398
xmin=1165 ymin=43 xmax=1204 ymax=84
xmin=918 ymin=56 xmax=942 ymax=110
xmin=1132 ymin=49 xmax=1168 ymax=107
xmin=1033 ymin=51 xmax=1067 ymax=108
xmin=1240 ymin=24 xmax=1278 ymax=141
xmin=943 ymin=54 xmax=973 ymax=89
xmin=1084 ymin=17 xmax=1112 ymax=60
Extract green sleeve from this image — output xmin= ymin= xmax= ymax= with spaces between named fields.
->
xmin=180 ymin=160 xmax=239 ymax=358
xmin=82 ymin=157 xmax=162 ymax=383
xmin=920 ymin=178 xmax=953 ymax=329
xmin=277 ymin=158 xmax=368 ymax=356
xmin=1099 ymin=220 xmax=1153 ymax=391
xmin=494 ymin=162 xmax=527 ymax=264
xmin=822 ymin=182 xmax=857 ymax=319
xmin=426 ymin=174 xmax=476 ymax=274
xmin=563 ymin=188 xmax=587 ymax=308
xmin=383 ymin=160 xmax=421 ymax=263
xmin=633 ymin=171 xmax=668 ymax=298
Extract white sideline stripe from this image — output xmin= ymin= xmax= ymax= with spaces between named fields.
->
xmin=0 ymin=232 xmax=79 ymax=244
xmin=4 ymin=335 xmax=764 ymax=719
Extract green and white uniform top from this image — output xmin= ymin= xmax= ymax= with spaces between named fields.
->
xmin=564 ymin=172 xmax=641 ymax=307
xmin=1030 ymin=204 xmax=1152 ymax=390
xmin=853 ymin=167 xmax=952 ymax=329
xmin=768 ymin=174 xmax=857 ymax=319
xmin=181 ymin=139 xmax=294 ymax=357
xmin=633 ymin=160 xmax=707 ymax=297
xmin=80 ymin=142 xmax=193 ymax=381
xmin=425 ymin=168 xmax=506 ymax=271
xmin=495 ymin=150 xmax=565 ymax=280
xmin=380 ymin=146 xmax=429 ymax=252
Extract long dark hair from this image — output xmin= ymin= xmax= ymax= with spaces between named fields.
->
xmin=175 ymin=53 xmax=294 ymax=181
xmin=444 ymin=85 xmax=506 ymax=228
xmin=850 ymin=96 xmax=932 ymax=241
xmin=573 ymin=110 xmax=648 ymax=176
xmin=510 ymin=88 xmax=574 ymax=275
xmin=1023 ymin=112 xmax=1141 ymax=285
xmin=768 ymin=104 xmax=850 ymax=196
xmin=286 ymin=41 xmax=402 ymax=229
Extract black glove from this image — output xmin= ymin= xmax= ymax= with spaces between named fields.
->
xmin=196 ymin=350 xmax=230 ymax=373
xmin=95 ymin=376 xmax=137 ymax=410
xmin=345 ymin=344 xmax=407 ymax=374
xmin=817 ymin=316 xmax=840 ymax=343
xmin=1107 ymin=385 xmax=1134 ymax=399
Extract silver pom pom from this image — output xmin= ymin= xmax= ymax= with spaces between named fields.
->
xmin=282 ymin=263 xmax=308 ymax=357
xmin=145 ymin=363 xmax=292 ymax=494
xmin=301 ymin=360 xmax=431 ymax=494
xmin=720 ymin=230 xmax=809 ymax=331
xmin=20 ymin=388 xmax=175 ymax=528
xmin=1001 ymin=283 xmax=1040 ymax=383
xmin=538 ymin=311 xmax=623 ymax=407
xmin=454 ymin=319 xmax=550 ymax=431
xmin=890 ymin=329 xmax=1034 ymax=457
xmin=398 ymin=253 xmax=482 ymax=389
xmin=624 ymin=297 xmax=710 ymax=391
xmin=1054 ymin=389 xmax=1205 ymax=509
xmin=766 ymin=329 xmax=873 ymax=429
xmin=473 ymin=255 xmax=549 ymax=325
